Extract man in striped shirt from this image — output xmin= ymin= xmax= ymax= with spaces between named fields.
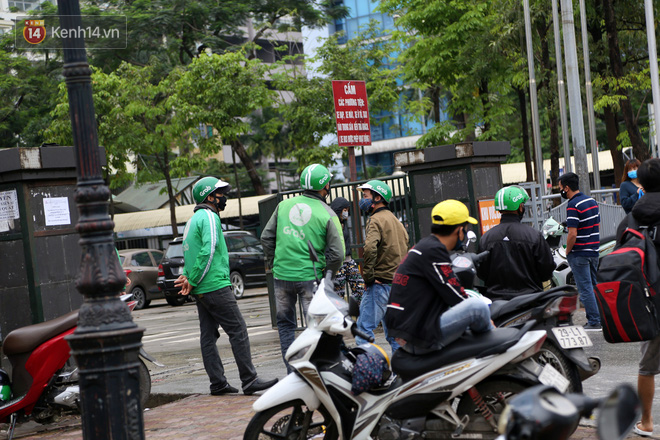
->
xmin=558 ymin=172 xmax=601 ymax=330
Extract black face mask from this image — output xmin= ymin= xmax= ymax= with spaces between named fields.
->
xmin=212 ymin=195 xmax=227 ymax=211
xmin=560 ymin=190 xmax=568 ymax=199
xmin=518 ymin=205 xmax=526 ymax=220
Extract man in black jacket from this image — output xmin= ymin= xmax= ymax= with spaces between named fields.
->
xmin=477 ymin=185 xmax=555 ymax=300
xmin=385 ymin=200 xmax=493 ymax=354
xmin=615 ymin=158 xmax=660 ymax=437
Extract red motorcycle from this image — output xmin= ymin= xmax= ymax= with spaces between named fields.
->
xmin=0 ymin=294 xmax=159 ymax=440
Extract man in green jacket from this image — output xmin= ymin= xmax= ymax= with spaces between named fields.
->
xmin=261 ymin=164 xmax=345 ymax=373
xmin=175 ymin=177 xmax=277 ymax=395
xmin=355 ymin=180 xmax=409 ymax=352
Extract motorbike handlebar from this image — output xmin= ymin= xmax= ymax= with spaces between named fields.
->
xmin=351 ymin=324 xmax=375 ymax=343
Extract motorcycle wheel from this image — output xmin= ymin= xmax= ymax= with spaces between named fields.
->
xmin=243 ymin=400 xmax=338 ymax=440
xmin=138 ymin=358 xmax=151 ymax=410
xmin=533 ymin=341 xmax=582 ymax=392
xmin=455 ymin=380 xmax=527 ymax=437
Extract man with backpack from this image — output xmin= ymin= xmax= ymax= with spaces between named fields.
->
xmin=614 ymin=158 xmax=660 ymax=437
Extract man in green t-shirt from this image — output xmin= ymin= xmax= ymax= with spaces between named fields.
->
xmin=261 ymin=164 xmax=345 ymax=373
xmin=175 ymin=177 xmax=277 ymax=395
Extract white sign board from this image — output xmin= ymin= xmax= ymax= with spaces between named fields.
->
xmin=43 ymin=197 xmax=71 ymax=226
xmin=0 ymin=190 xmax=20 ymax=221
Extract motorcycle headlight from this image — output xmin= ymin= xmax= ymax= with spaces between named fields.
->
xmin=308 ymin=313 xmax=327 ymax=328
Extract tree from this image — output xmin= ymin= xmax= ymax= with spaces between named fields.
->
xmin=46 ymin=63 xmax=204 ymax=236
xmin=172 ymin=51 xmax=276 ymax=195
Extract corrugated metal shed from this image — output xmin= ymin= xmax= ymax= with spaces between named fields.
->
xmin=113 ymin=176 xmax=200 ymax=212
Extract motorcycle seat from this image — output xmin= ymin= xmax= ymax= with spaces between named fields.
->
xmin=3 ymin=310 xmax=79 ymax=356
xmin=489 ymin=286 xmax=578 ymax=321
xmin=391 ymin=327 xmax=521 ymax=382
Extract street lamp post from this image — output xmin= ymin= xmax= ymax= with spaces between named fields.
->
xmin=57 ymin=1 xmax=146 ymax=438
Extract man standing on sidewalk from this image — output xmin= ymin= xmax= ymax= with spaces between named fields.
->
xmin=175 ymin=176 xmax=277 ymax=395
xmin=261 ymin=164 xmax=345 ymax=373
xmin=558 ymin=172 xmax=601 ymax=331
xmin=355 ymin=180 xmax=409 ymax=352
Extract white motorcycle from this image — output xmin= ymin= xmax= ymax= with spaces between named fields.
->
xmin=542 ymin=218 xmax=616 ymax=287
xmin=244 ymin=246 xmax=567 ymax=440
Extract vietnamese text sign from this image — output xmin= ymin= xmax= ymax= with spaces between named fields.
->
xmin=478 ymin=199 xmax=502 ymax=234
xmin=44 ymin=197 xmax=71 ymax=226
xmin=0 ymin=190 xmax=19 ymax=221
xmin=332 ymin=80 xmax=371 ymax=146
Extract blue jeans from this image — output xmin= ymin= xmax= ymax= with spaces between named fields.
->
xmin=356 ymin=283 xmax=400 ymax=352
xmin=194 ymin=287 xmax=257 ymax=393
xmin=567 ymin=253 xmax=601 ymax=326
xmin=274 ymin=278 xmax=316 ymax=374
xmin=438 ymin=297 xmax=493 ymax=348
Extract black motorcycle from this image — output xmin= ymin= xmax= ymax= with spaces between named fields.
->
xmin=450 ymin=247 xmax=600 ymax=393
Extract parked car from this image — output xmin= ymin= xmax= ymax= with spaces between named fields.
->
xmin=118 ymin=248 xmax=165 ymax=310
xmin=157 ymin=231 xmax=266 ymax=301
xmin=157 ymin=237 xmax=189 ymax=307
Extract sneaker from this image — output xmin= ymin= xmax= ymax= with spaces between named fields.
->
xmin=210 ymin=383 xmax=239 ymax=395
xmin=243 ymin=377 xmax=278 ymax=395
xmin=584 ymin=323 xmax=602 ymax=331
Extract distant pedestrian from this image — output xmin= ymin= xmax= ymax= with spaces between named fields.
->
xmin=175 ymin=177 xmax=277 ymax=395
xmin=615 ymin=158 xmax=660 ymax=437
xmin=619 ymin=159 xmax=644 ymax=214
xmin=557 ymin=172 xmax=601 ymax=331
xmin=261 ymin=164 xmax=345 ymax=374
xmin=355 ymin=180 xmax=409 ymax=352
xmin=330 ymin=197 xmax=365 ymax=303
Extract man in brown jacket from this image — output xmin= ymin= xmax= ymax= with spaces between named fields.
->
xmin=355 ymin=180 xmax=409 ymax=352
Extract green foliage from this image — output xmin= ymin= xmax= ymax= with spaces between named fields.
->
xmin=197 ymin=159 xmax=270 ymax=197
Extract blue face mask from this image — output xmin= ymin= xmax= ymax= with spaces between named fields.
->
xmin=453 ymin=228 xmax=467 ymax=251
xmin=359 ymin=198 xmax=373 ymax=213
xmin=628 ymin=170 xmax=638 ymax=179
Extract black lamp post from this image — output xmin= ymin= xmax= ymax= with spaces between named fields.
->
xmin=57 ymin=1 xmax=146 ymax=438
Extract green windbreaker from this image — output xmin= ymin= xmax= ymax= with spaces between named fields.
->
xmin=261 ymin=192 xmax=344 ymax=281
xmin=182 ymin=205 xmax=231 ymax=295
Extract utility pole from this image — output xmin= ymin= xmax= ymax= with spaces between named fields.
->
xmin=523 ymin=0 xmax=545 ymax=187
xmin=552 ymin=0 xmax=572 ymax=173
xmin=58 ymin=0 xmax=145 ymax=438
xmin=579 ymin=0 xmax=601 ymax=193
xmin=645 ymin=0 xmax=660 ymax=158
xmin=560 ymin=0 xmax=590 ymax=195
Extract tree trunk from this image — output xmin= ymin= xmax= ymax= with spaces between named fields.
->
xmin=602 ymin=0 xmax=650 ymax=161
xmin=430 ymin=86 xmax=442 ymax=124
xmin=230 ymin=139 xmax=267 ymax=195
xmin=604 ymin=105 xmax=624 ymax=187
xmin=517 ymin=87 xmax=534 ymax=182
xmin=479 ymin=79 xmax=491 ymax=134
xmin=161 ymin=150 xmax=179 ymax=238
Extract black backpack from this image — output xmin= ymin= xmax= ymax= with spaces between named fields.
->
xmin=594 ymin=217 xmax=660 ymax=343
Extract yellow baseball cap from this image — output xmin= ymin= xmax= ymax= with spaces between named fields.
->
xmin=431 ymin=200 xmax=478 ymax=225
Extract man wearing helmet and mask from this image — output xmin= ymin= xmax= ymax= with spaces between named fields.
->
xmin=175 ymin=177 xmax=278 ymax=395
xmin=477 ymin=185 xmax=555 ymax=300
xmin=261 ymin=164 xmax=345 ymax=373
xmin=385 ymin=200 xmax=493 ymax=354
xmin=355 ymin=180 xmax=409 ymax=352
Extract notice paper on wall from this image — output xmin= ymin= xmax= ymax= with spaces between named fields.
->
xmin=0 ymin=190 xmax=19 ymax=221
xmin=43 ymin=197 xmax=71 ymax=226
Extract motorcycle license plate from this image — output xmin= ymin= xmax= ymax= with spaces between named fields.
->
xmin=552 ymin=326 xmax=593 ymax=349
xmin=538 ymin=363 xmax=570 ymax=393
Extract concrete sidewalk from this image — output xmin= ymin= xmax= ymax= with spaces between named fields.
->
xmin=8 ymin=393 xmax=626 ymax=440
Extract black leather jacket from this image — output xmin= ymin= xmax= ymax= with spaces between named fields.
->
xmin=477 ymin=214 xmax=556 ymax=299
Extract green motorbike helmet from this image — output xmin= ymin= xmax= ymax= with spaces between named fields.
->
xmin=494 ymin=185 xmax=529 ymax=212
xmin=300 ymin=164 xmax=332 ymax=191
xmin=193 ymin=176 xmax=231 ymax=204
xmin=357 ymin=180 xmax=393 ymax=204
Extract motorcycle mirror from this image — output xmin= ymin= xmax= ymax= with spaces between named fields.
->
xmin=596 ymin=384 xmax=640 ymax=440
xmin=467 ymin=230 xmax=477 ymax=243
